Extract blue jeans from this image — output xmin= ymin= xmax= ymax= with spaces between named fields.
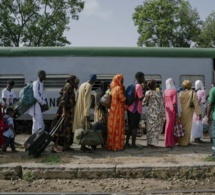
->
xmin=212 ymin=121 xmax=215 ymax=153
xmin=2 ymin=136 xmax=15 ymax=152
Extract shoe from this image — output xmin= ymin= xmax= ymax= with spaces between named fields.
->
xmin=124 ymin=143 xmax=131 ymax=148
xmin=11 ymin=149 xmax=18 ymax=153
xmin=91 ymin=146 xmax=97 ymax=150
xmin=80 ymin=146 xmax=92 ymax=152
xmin=51 ymin=146 xmax=62 ymax=153
xmin=62 ymin=146 xmax=74 ymax=152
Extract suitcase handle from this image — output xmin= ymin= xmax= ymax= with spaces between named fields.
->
xmin=50 ymin=117 xmax=64 ymax=136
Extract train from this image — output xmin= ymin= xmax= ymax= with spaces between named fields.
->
xmin=0 ymin=47 xmax=214 ymax=131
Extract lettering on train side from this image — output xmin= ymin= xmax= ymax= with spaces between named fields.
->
xmin=44 ymin=98 xmax=57 ymax=107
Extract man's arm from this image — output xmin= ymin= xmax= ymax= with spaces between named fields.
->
xmin=207 ymin=88 xmax=215 ymax=125
xmin=207 ymin=102 xmax=213 ymax=125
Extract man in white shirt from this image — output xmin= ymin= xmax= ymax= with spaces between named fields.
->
xmin=2 ymin=80 xmax=17 ymax=108
xmin=28 ymin=70 xmax=47 ymax=134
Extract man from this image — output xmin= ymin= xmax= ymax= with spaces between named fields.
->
xmin=73 ymin=74 xmax=97 ymax=152
xmin=207 ymin=84 xmax=215 ymax=158
xmin=126 ymin=72 xmax=145 ymax=148
xmin=2 ymin=80 xmax=17 ymax=109
xmin=28 ymin=70 xmax=47 ymax=134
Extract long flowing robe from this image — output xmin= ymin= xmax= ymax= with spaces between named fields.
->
xmin=143 ymin=90 xmax=165 ymax=146
xmin=191 ymin=80 xmax=206 ymax=140
xmin=73 ymin=82 xmax=92 ymax=131
xmin=107 ymin=74 xmax=126 ymax=151
xmin=179 ymin=90 xmax=201 ymax=146
xmin=163 ymin=89 xmax=178 ymax=147
xmin=52 ymin=82 xmax=76 ymax=146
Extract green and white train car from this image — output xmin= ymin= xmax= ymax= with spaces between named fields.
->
xmin=0 ymin=47 xmax=214 ymax=126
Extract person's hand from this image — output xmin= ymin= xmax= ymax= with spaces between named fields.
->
xmin=61 ymin=112 xmax=67 ymax=118
xmin=208 ymin=116 xmax=212 ymax=125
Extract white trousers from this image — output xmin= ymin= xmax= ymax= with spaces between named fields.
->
xmin=32 ymin=114 xmax=45 ymax=134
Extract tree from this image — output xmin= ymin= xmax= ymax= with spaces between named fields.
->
xmin=0 ymin=0 xmax=84 ymax=47
xmin=197 ymin=12 xmax=215 ymax=48
xmin=132 ymin=0 xmax=202 ymax=47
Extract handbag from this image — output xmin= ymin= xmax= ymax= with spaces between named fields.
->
xmin=173 ymin=118 xmax=185 ymax=138
xmin=190 ymin=91 xmax=194 ymax=108
xmin=100 ymin=91 xmax=112 ymax=109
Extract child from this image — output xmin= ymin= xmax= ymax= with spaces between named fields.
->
xmin=2 ymin=107 xmax=16 ymax=152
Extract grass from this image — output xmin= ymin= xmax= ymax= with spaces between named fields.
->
xmin=23 ymin=172 xmax=36 ymax=182
xmin=204 ymin=155 xmax=215 ymax=162
xmin=41 ymin=154 xmax=62 ymax=164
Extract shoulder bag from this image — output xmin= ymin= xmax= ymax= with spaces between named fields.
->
xmin=190 ymin=90 xmax=195 ymax=108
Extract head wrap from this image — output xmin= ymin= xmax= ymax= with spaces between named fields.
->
xmin=182 ymin=80 xmax=192 ymax=90
xmin=89 ymin=74 xmax=97 ymax=82
xmin=195 ymin=80 xmax=204 ymax=90
xmin=166 ymin=78 xmax=176 ymax=90
xmin=147 ymin=80 xmax=157 ymax=90
xmin=110 ymin=74 xmax=123 ymax=89
xmin=66 ymin=75 xmax=76 ymax=85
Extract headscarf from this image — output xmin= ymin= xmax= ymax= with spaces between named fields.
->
xmin=110 ymin=74 xmax=123 ymax=89
xmin=166 ymin=78 xmax=176 ymax=90
xmin=165 ymin=78 xmax=182 ymax=117
xmin=195 ymin=80 xmax=204 ymax=91
xmin=66 ymin=75 xmax=77 ymax=86
xmin=89 ymin=74 xmax=97 ymax=82
xmin=182 ymin=80 xmax=192 ymax=90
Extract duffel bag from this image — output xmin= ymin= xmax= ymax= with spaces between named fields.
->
xmin=80 ymin=130 xmax=104 ymax=146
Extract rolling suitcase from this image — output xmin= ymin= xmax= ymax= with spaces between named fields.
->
xmin=24 ymin=118 xmax=64 ymax=157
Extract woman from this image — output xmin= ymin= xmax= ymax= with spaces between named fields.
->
xmin=51 ymin=75 xmax=77 ymax=152
xmin=107 ymin=74 xmax=126 ymax=151
xmin=94 ymin=81 xmax=109 ymax=123
xmin=163 ymin=78 xmax=181 ymax=148
xmin=191 ymin=80 xmax=206 ymax=143
xmin=179 ymin=80 xmax=201 ymax=146
xmin=143 ymin=80 xmax=165 ymax=147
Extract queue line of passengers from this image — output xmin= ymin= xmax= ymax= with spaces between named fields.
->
xmin=0 ymin=70 xmax=214 ymax=158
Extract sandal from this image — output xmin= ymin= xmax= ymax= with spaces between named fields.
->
xmin=51 ymin=146 xmax=62 ymax=153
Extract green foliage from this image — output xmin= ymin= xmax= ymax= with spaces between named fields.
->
xmin=0 ymin=0 xmax=84 ymax=46
xmin=41 ymin=154 xmax=61 ymax=164
xmin=198 ymin=11 xmax=215 ymax=48
xmin=204 ymin=155 xmax=215 ymax=162
xmin=23 ymin=172 xmax=36 ymax=181
xmin=132 ymin=0 xmax=202 ymax=47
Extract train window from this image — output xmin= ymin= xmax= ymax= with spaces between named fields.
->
xmin=0 ymin=75 xmax=25 ymax=89
xmin=44 ymin=75 xmax=68 ymax=88
xmin=92 ymin=74 xmax=114 ymax=91
xmin=144 ymin=75 xmax=162 ymax=89
xmin=179 ymin=75 xmax=205 ymax=88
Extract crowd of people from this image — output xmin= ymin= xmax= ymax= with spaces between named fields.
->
xmin=0 ymin=70 xmax=214 ymax=158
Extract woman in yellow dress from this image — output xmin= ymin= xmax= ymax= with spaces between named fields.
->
xmin=179 ymin=80 xmax=201 ymax=146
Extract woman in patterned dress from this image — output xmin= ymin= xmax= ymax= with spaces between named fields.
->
xmin=107 ymin=74 xmax=126 ymax=151
xmin=143 ymin=80 xmax=165 ymax=147
xmin=51 ymin=75 xmax=78 ymax=152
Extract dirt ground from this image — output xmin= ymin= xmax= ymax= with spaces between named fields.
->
xmin=0 ymin=178 xmax=215 ymax=194
xmin=0 ymin=134 xmax=214 ymax=165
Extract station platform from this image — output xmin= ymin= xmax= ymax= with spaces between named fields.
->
xmin=0 ymin=134 xmax=214 ymax=180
